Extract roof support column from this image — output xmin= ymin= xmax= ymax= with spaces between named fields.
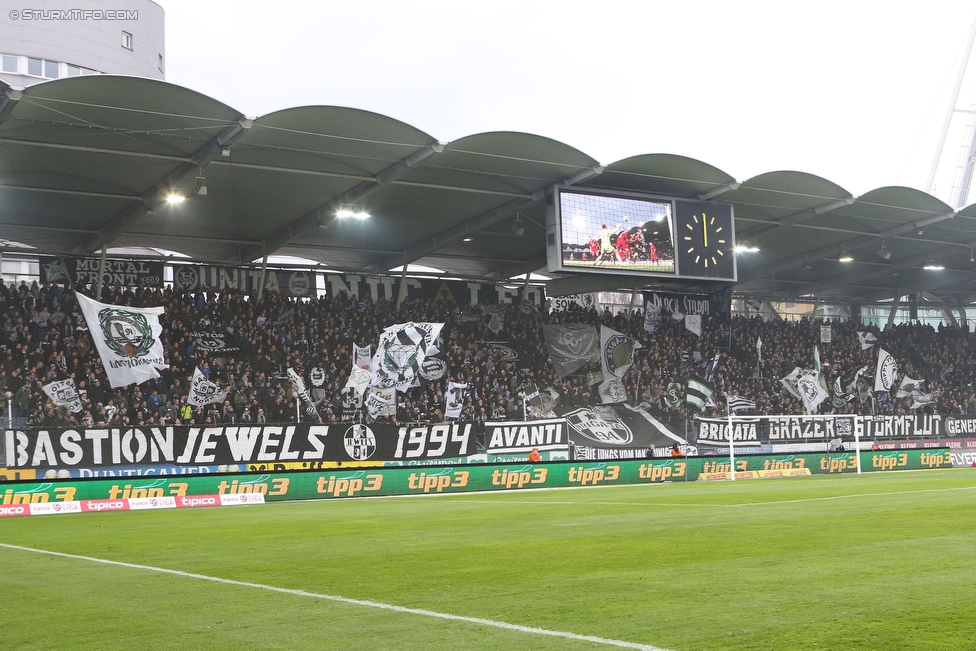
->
xmin=628 ymin=286 xmax=639 ymax=315
xmin=257 ymin=255 xmax=268 ymax=302
xmin=396 ymin=260 xmax=409 ymax=310
xmin=95 ymin=246 xmax=108 ymax=300
xmin=886 ymin=295 xmax=902 ymax=329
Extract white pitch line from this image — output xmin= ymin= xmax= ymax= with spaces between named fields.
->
xmin=0 ymin=543 xmax=672 ymax=651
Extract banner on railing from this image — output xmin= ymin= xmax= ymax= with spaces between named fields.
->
xmin=322 ymin=273 xmax=545 ymax=307
xmin=694 ymin=414 xmax=944 ymax=443
xmin=2 ymin=422 xmax=476 ymax=469
xmin=483 ymin=419 xmax=568 ymax=454
xmin=172 ymin=265 xmax=316 ymax=298
xmin=39 ymin=256 xmax=164 ymax=287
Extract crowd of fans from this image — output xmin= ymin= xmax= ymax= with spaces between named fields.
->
xmin=1 ymin=276 xmax=973 ymax=431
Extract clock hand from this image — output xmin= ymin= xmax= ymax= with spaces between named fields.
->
xmin=702 ymin=213 xmax=708 ymax=248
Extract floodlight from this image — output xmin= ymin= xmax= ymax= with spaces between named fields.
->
xmin=194 ymin=176 xmax=207 ymax=196
xmin=838 ymin=251 xmax=853 ymax=262
xmin=878 ymin=242 xmax=890 ymax=260
xmin=923 ymin=260 xmax=944 ymax=270
xmin=166 ymin=194 xmax=185 ymax=204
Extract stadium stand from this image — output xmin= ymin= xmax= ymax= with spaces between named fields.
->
xmin=0 ymin=277 xmax=967 ymax=433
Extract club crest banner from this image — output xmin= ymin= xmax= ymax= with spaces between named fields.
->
xmin=41 ymin=379 xmax=83 ymax=413
xmin=75 ymin=292 xmax=168 ymax=388
xmin=600 ymin=326 xmax=641 ymax=378
xmin=370 ymin=322 xmax=444 ymax=391
xmin=187 ymin=367 xmax=226 ymax=407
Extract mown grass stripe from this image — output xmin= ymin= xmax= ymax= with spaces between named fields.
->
xmin=0 ymin=542 xmax=672 ymax=651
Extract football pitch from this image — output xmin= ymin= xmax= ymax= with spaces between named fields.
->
xmin=3 ymin=469 xmax=976 ymax=650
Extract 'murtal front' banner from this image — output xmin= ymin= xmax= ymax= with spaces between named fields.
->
xmin=173 ymin=265 xmax=316 ymax=298
xmin=323 ymin=274 xmax=545 ymax=307
xmin=40 ymin=256 xmax=164 ymax=287
xmin=4 ymin=423 xmax=475 ymax=469
xmin=694 ymin=414 xmax=943 ymax=443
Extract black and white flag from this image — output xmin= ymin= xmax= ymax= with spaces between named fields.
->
xmin=857 ymin=331 xmax=878 ymax=350
xmin=364 ymin=386 xmax=396 ymax=420
xmin=686 ymin=354 xmax=720 ymax=411
xmin=600 ymin=326 xmax=641 ymax=378
xmin=542 ymin=323 xmax=599 ymax=377
xmin=370 ymin=322 xmax=444 ymax=391
xmin=42 ymin=379 xmax=84 ymax=413
xmin=875 ymin=347 xmax=897 ymax=392
xmin=287 ymin=367 xmax=316 ymax=411
xmin=599 ymin=378 xmax=628 ymax=404
xmin=353 ymin=344 xmax=372 ymax=370
xmin=445 ymin=382 xmax=468 ymax=419
xmin=482 ymin=304 xmax=509 ymax=335
xmin=643 ymin=301 xmax=661 ymax=334
xmin=724 ymin=394 xmax=756 ymax=413
xmin=75 ymin=292 xmax=168 ymax=388
xmin=187 ymin=367 xmax=227 ymax=407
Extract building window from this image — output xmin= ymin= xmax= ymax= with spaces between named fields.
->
xmin=27 ymin=57 xmax=42 ymax=76
xmin=121 ymin=31 xmax=133 ymax=50
xmin=81 ymin=67 xmax=95 ymax=75
xmin=1 ymin=55 xmax=17 ymax=73
xmin=158 ymin=53 xmax=163 ymax=72
xmin=66 ymin=64 xmax=81 ymax=76
xmin=43 ymin=60 xmax=59 ymax=78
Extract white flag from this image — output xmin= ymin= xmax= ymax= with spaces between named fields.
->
xmin=75 ymin=292 xmax=167 ymax=388
xmin=364 ymin=386 xmax=396 ymax=420
xmin=445 ymin=382 xmax=468 ymax=419
xmin=187 ymin=367 xmax=226 ymax=407
xmin=685 ymin=314 xmax=702 ymax=337
xmin=857 ymin=331 xmax=878 ymax=350
xmin=820 ymin=325 xmax=832 ymax=344
xmin=725 ymin=394 xmax=756 ymax=413
xmin=353 ymin=344 xmax=372 ymax=370
xmin=756 ymin=337 xmax=763 ymax=362
xmin=600 ymin=326 xmax=641 ymax=378
xmin=287 ymin=367 xmax=315 ymax=409
xmin=896 ymin=376 xmax=923 ymax=399
xmin=643 ymin=302 xmax=661 ymax=334
xmin=599 ymin=377 xmax=628 ymax=404
xmin=42 ymin=379 xmax=83 ymax=413
xmin=875 ymin=347 xmax=897 ymax=392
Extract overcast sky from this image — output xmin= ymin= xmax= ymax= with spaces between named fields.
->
xmin=161 ymin=1 xmax=976 ymax=204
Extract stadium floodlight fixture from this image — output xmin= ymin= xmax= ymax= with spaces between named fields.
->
xmin=923 ymin=260 xmax=944 ymax=270
xmin=735 ymin=243 xmax=759 ymax=253
xmin=878 ymin=242 xmax=890 ymax=260
xmin=194 ymin=175 xmax=207 ymax=196
xmin=970 ymin=249 xmax=974 ymax=263
xmin=166 ymin=194 xmax=185 ymax=204
xmin=462 ymin=237 xmax=473 ymax=242
xmin=838 ymin=251 xmax=854 ymax=262
xmin=337 ymin=205 xmax=370 ymax=219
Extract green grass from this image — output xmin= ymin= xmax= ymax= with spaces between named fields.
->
xmin=3 ymin=469 xmax=976 ymax=650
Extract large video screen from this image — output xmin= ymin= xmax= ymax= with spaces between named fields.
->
xmin=556 ymin=190 xmax=676 ymax=274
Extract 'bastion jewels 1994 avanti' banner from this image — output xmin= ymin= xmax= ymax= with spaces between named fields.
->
xmin=0 ymin=451 xmax=953 ymax=513
xmin=3 ymin=423 xmax=475 ymax=469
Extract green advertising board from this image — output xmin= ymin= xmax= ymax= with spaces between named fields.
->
xmin=0 ymin=450 xmax=952 ymax=506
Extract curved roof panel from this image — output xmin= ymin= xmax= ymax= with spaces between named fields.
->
xmin=3 ymin=75 xmax=976 ymax=304
xmin=590 ymin=153 xmax=736 ymax=198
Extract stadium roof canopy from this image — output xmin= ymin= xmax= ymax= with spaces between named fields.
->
xmin=3 ymin=75 xmax=976 ymax=308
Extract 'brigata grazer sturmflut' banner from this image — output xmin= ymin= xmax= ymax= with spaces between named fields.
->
xmin=3 ymin=423 xmax=475 ymax=469
xmin=694 ymin=414 xmax=943 ymax=444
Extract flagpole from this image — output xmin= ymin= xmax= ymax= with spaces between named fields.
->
xmin=726 ymin=395 xmax=736 ymax=482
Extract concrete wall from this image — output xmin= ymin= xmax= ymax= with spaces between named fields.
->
xmin=0 ymin=0 xmax=164 ymax=87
